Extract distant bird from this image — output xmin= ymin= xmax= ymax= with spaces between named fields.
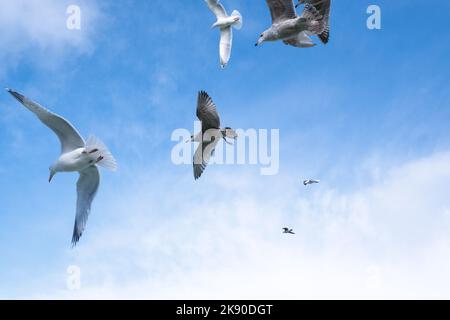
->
xmin=189 ymin=91 xmax=237 ymax=180
xmin=204 ymin=0 xmax=243 ymax=68
xmin=283 ymin=228 xmax=295 ymax=234
xmin=6 ymin=88 xmax=117 ymax=246
xmin=296 ymin=0 xmax=331 ymax=44
xmin=303 ymin=179 xmax=320 ymax=186
xmin=255 ymin=0 xmax=329 ymax=48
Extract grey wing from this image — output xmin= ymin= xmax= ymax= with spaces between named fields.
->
xmin=197 ymin=91 xmax=221 ymax=132
xmin=266 ymin=0 xmax=297 ymax=24
xmin=219 ymin=27 xmax=232 ymax=68
xmin=6 ymin=88 xmax=85 ymax=154
xmin=193 ymin=138 xmax=220 ymax=180
xmin=297 ymin=0 xmax=331 ymax=43
xmin=72 ymin=166 xmax=100 ymax=246
xmin=316 ymin=0 xmax=331 ymax=43
xmin=297 ymin=0 xmax=330 ymax=16
xmin=205 ymin=0 xmax=227 ymax=18
xmin=283 ymin=31 xmax=314 ymax=47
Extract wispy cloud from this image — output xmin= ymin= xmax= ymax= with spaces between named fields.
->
xmin=26 ymin=151 xmax=450 ymax=299
xmin=0 ymin=0 xmax=102 ymax=77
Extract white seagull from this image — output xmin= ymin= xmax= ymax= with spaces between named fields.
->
xmin=255 ymin=0 xmax=329 ymax=48
xmin=6 ymin=88 xmax=117 ymax=246
xmin=283 ymin=228 xmax=295 ymax=234
xmin=189 ymin=91 xmax=237 ymax=180
xmin=303 ymin=179 xmax=320 ymax=186
xmin=204 ymin=0 xmax=243 ymax=68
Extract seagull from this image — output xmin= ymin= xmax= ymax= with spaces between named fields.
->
xmin=255 ymin=0 xmax=328 ymax=48
xmin=189 ymin=91 xmax=237 ymax=180
xmin=283 ymin=228 xmax=295 ymax=234
xmin=303 ymin=179 xmax=320 ymax=186
xmin=295 ymin=0 xmax=331 ymax=44
xmin=6 ymin=88 xmax=117 ymax=246
xmin=204 ymin=0 xmax=243 ymax=68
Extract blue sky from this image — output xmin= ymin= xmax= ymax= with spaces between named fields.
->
xmin=1 ymin=0 xmax=450 ymax=299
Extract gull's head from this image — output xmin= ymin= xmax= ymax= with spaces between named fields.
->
xmin=224 ymin=127 xmax=238 ymax=139
xmin=48 ymin=166 xmax=57 ymax=183
xmin=255 ymin=32 xmax=268 ymax=46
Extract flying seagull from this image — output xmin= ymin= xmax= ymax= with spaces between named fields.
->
xmin=204 ymin=0 xmax=243 ymax=68
xmin=6 ymin=88 xmax=117 ymax=246
xmin=296 ymin=0 xmax=331 ymax=44
xmin=255 ymin=0 xmax=329 ymax=48
xmin=283 ymin=228 xmax=295 ymax=234
xmin=303 ymin=179 xmax=320 ymax=186
xmin=188 ymin=91 xmax=237 ymax=180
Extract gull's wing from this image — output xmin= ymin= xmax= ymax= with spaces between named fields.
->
xmin=193 ymin=138 xmax=220 ymax=180
xmin=205 ymin=0 xmax=227 ymax=18
xmin=266 ymin=0 xmax=297 ymax=24
xmin=197 ymin=91 xmax=221 ymax=132
xmin=72 ymin=166 xmax=100 ymax=246
xmin=297 ymin=0 xmax=330 ymax=16
xmin=297 ymin=0 xmax=331 ymax=43
xmin=315 ymin=0 xmax=331 ymax=44
xmin=6 ymin=88 xmax=85 ymax=154
xmin=219 ymin=27 xmax=232 ymax=68
xmin=283 ymin=31 xmax=315 ymax=47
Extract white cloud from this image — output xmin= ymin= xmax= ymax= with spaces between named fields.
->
xmin=26 ymin=151 xmax=450 ymax=299
xmin=0 ymin=0 xmax=101 ymax=77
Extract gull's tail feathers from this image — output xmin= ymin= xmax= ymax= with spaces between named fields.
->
xmin=231 ymin=10 xmax=243 ymax=30
xmin=85 ymin=135 xmax=117 ymax=171
xmin=318 ymin=24 xmax=330 ymax=44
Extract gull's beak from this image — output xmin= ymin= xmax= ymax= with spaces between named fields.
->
xmin=49 ymin=171 xmax=55 ymax=183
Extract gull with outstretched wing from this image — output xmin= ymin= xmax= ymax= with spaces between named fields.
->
xmin=204 ymin=0 xmax=243 ymax=68
xmin=6 ymin=88 xmax=117 ymax=246
xmin=255 ymin=0 xmax=330 ymax=48
xmin=188 ymin=91 xmax=237 ymax=180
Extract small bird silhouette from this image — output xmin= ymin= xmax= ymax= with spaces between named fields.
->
xmin=283 ymin=228 xmax=295 ymax=234
xmin=303 ymin=179 xmax=320 ymax=186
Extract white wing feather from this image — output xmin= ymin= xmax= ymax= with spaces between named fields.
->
xmin=219 ymin=27 xmax=232 ymax=68
xmin=72 ymin=166 xmax=100 ymax=246
xmin=205 ymin=0 xmax=227 ymax=18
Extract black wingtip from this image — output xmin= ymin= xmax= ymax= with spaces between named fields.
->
xmin=71 ymin=229 xmax=82 ymax=248
xmin=71 ymin=236 xmax=78 ymax=248
xmin=198 ymin=90 xmax=209 ymax=97
xmin=6 ymin=88 xmax=25 ymax=103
